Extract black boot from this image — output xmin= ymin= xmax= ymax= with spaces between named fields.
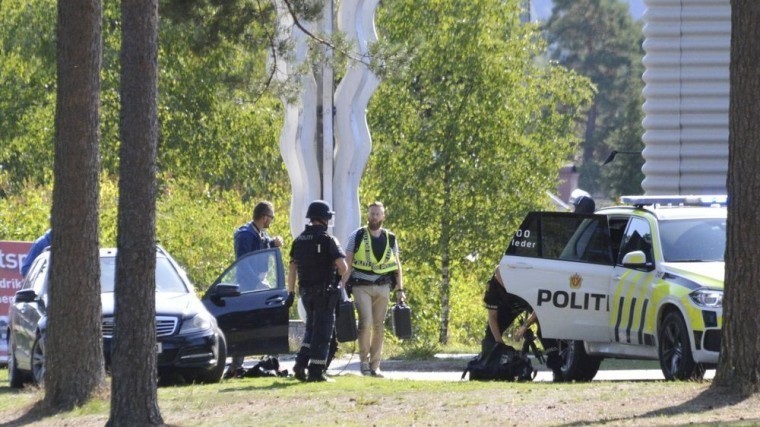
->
xmin=545 ymin=350 xmax=563 ymax=382
xmin=307 ymin=365 xmax=334 ymax=383
xmin=293 ymin=363 xmax=307 ymax=382
xmin=293 ymin=347 xmax=309 ymax=381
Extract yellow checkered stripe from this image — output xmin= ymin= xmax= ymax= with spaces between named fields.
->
xmin=611 ymin=270 xmax=714 ymax=346
xmin=610 ymin=270 xmax=656 ymax=345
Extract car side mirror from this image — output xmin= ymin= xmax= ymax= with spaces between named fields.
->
xmin=213 ymin=283 xmax=241 ymax=298
xmin=622 ymin=250 xmax=653 ymax=270
xmin=14 ymin=289 xmax=38 ymax=304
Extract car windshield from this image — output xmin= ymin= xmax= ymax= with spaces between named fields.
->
xmin=659 ymin=218 xmax=726 ymax=262
xmin=100 ymin=256 xmax=189 ymax=293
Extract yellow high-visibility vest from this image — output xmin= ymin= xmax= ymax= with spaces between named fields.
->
xmin=352 ymin=228 xmax=399 ymax=274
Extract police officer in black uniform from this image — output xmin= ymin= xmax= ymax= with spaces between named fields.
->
xmin=287 ymin=200 xmax=349 ymax=382
xmin=481 ymin=266 xmax=532 ymax=355
xmin=483 ymin=266 xmax=564 ymax=381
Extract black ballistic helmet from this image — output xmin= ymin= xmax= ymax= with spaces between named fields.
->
xmin=306 ymin=200 xmax=335 ymax=220
xmin=573 ymin=196 xmax=596 ymax=214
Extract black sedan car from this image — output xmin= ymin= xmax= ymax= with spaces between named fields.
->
xmin=7 ymin=246 xmax=290 ymax=387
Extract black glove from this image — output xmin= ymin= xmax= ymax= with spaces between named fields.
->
xmin=284 ymin=292 xmax=295 ymax=308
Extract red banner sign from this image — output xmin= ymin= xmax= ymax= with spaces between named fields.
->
xmin=0 ymin=241 xmax=32 ymax=362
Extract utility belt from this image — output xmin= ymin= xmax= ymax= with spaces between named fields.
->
xmin=349 ymin=275 xmax=394 ymax=287
xmin=299 ymin=281 xmax=339 ymax=294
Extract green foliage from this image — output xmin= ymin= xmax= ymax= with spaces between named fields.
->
xmin=0 ymin=172 xmax=52 ymax=239
xmin=155 ymin=176 xmax=247 ymax=288
xmin=367 ymin=0 xmax=593 ymax=343
xmin=0 ymin=0 xmax=56 ymax=191
xmin=544 ymin=0 xmax=645 ymax=197
xmin=1 ymin=0 xmax=288 ymax=201
xmin=155 ymin=2 xmax=289 ymax=199
xmin=395 ymin=338 xmax=440 ymax=360
xmin=154 ymin=175 xmax=295 ymax=289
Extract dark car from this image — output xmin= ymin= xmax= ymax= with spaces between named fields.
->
xmin=7 ymin=246 xmax=289 ymax=387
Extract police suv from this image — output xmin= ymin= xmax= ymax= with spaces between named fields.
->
xmin=500 ymin=195 xmax=725 ymax=381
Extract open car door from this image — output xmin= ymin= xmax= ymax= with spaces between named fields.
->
xmin=202 ymin=248 xmax=289 ymax=356
xmin=499 ymin=212 xmax=615 ymax=342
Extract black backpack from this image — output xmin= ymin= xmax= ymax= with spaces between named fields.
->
xmin=462 ymin=343 xmax=536 ymax=382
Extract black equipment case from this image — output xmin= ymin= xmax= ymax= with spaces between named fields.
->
xmin=391 ymin=302 xmax=413 ymax=339
xmin=336 ymin=288 xmax=357 ymax=342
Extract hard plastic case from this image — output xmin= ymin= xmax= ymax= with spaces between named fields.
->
xmin=392 ymin=302 xmax=413 ymax=339
xmin=336 ymin=288 xmax=357 ymax=342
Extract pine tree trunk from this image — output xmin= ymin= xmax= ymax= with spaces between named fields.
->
xmin=714 ymin=0 xmax=760 ymax=395
xmin=107 ymin=0 xmax=163 ymax=424
xmin=44 ymin=0 xmax=106 ymax=410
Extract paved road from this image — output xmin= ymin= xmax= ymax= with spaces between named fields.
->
xmin=240 ymin=354 xmax=716 ymax=382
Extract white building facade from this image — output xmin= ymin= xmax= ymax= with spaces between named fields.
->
xmin=641 ymin=0 xmax=730 ymax=195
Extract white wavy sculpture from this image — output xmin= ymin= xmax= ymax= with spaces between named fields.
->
xmin=333 ymin=0 xmax=380 ymax=245
xmin=276 ymin=0 xmax=380 ymax=242
xmin=275 ymin=2 xmax=321 ymax=236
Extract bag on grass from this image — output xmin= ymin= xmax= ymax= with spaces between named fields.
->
xmin=461 ymin=343 xmax=536 ymax=382
xmin=244 ymin=355 xmax=289 ymax=378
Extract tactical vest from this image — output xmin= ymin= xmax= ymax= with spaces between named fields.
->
xmin=352 ymin=227 xmax=399 ymax=274
xmin=293 ymin=225 xmax=337 ymax=287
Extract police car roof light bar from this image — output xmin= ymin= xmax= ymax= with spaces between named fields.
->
xmin=620 ymin=195 xmax=728 ymax=208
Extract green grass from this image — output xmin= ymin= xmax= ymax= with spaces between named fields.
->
xmin=2 ymin=367 xmax=759 ymax=427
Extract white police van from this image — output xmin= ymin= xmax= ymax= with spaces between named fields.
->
xmin=500 ymin=195 xmax=725 ymax=381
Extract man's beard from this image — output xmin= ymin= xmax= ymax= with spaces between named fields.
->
xmin=368 ymin=220 xmax=382 ymax=231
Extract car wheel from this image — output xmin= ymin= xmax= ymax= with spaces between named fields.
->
xmin=31 ymin=334 xmax=46 ymax=386
xmin=195 ymin=332 xmax=227 ymax=384
xmin=8 ymin=334 xmax=27 ymax=388
xmin=557 ymin=340 xmax=602 ymax=382
xmin=658 ymin=311 xmax=704 ymax=380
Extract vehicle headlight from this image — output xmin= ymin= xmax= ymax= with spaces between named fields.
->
xmin=689 ymin=289 xmax=723 ymax=308
xmin=179 ymin=313 xmax=214 ymax=335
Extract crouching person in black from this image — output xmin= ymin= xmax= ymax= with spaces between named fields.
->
xmin=483 ymin=266 xmax=563 ymax=381
xmin=288 ymin=200 xmax=349 ymax=382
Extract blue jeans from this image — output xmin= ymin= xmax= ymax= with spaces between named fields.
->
xmin=295 ymin=287 xmax=339 ymax=370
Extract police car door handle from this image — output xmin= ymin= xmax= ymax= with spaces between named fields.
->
xmin=505 ymin=262 xmax=533 ymax=269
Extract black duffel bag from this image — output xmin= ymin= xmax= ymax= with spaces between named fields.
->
xmin=462 ymin=342 xmax=536 ymax=382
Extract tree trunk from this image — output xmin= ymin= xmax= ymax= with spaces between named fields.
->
xmin=44 ymin=0 xmax=106 ymax=411
xmin=439 ymin=164 xmax=451 ymax=345
xmin=713 ymin=0 xmax=760 ymax=395
xmin=107 ymin=0 xmax=162 ymax=424
xmin=583 ymin=101 xmax=597 ymax=165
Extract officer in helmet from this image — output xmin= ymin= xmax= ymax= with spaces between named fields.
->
xmin=569 ymin=189 xmax=595 ymax=214
xmin=287 ymin=200 xmax=350 ymax=382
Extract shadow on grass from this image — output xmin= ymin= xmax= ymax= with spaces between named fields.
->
xmin=637 ymin=386 xmax=750 ymax=418
xmin=560 ymin=385 xmax=752 ymax=426
xmin=218 ymin=378 xmax=302 ymax=393
xmin=0 ymin=399 xmax=55 ymax=427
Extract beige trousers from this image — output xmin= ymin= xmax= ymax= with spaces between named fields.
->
xmin=353 ymin=284 xmax=391 ymax=370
